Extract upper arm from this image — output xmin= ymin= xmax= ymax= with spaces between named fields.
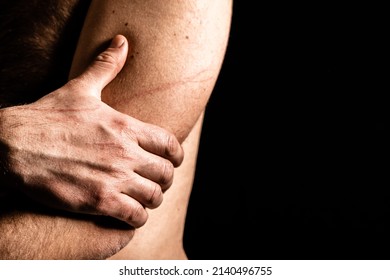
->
xmin=69 ymin=0 xmax=233 ymax=143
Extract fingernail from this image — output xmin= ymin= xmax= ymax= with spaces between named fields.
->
xmin=110 ymin=35 xmax=125 ymax=48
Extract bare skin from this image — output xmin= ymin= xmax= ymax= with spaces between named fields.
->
xmin=0 ymin=35 xmax=184 ymax=259
xmin=0 ymin=0 xmax=232 ymax=259
xmin=0 ymin=36 xmax=183 ymax=228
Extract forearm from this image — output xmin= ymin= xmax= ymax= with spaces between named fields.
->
xmin=69 ymin=0 xmax=233 ymax=142
xmin=0 ymin=197 xmax=134 ymax=259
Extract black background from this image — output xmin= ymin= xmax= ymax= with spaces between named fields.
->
xmin=184 ymin=2 xmax=389 ymax=260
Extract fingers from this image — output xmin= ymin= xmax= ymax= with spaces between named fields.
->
xmin=130 ymin=121 xmax=185 ymax=168
xmin=95 ymin=176 xmax=164 ymax=226
xmin=94 ymin=192 xmax=148 ymax=228
xmin=119 ymin=175 xmax=164 ymax=209
xmin=133 ymin=152 xmax=175 ymax=193
xmin=84 ymin=175 xmax=164 ymax=227
xmin=72 ymin=34 xmax=129 ymax=99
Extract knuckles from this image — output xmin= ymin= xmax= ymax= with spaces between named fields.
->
xmin=87 ymin=185 xmax=148 ymax=228
xmin=143 ymin=183 xmax=163 ymax=209
xmin=95 ymin=51 xmax=122 ymax=72
xmin=165 ymin=133 xmax=183 ymax=166
xmin=123 ymin=203 xmax=147 ymax=228
xmin=159 ymin=160 xmax=175 ymax=192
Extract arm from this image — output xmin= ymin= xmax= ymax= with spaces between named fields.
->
xmin=69 ymin=0 xmax=232 ymax=143
xmin=0 ymin=0 xmax=233 ymax=259
xmin=0 ymin=37 xmax=183 ymax=259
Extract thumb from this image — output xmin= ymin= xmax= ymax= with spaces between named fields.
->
xmin=75 ymin=34 xmax=128 ymax=98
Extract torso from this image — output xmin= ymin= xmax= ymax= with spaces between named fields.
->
xmin=0 ymin=0 xmax=90 ymax=107
xmin=0 ymin=0 xmax=197 ymax=259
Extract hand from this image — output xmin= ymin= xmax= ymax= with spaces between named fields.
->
xmin=0 ymin=34 xmax=184 ymax=228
